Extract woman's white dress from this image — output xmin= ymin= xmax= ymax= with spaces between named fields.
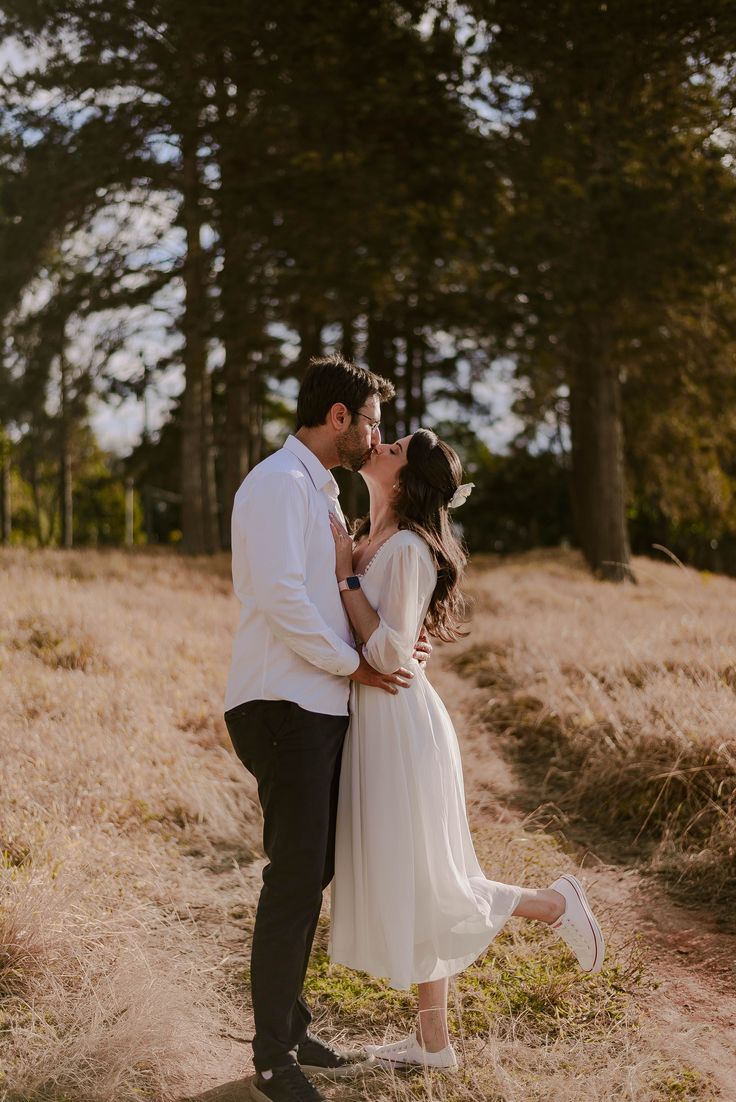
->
xmin=329 ymin=530 xmax=522 ymax=990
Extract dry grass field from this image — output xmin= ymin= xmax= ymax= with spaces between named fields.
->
xmin=1 ymin=546 xmax=735 ymax=1102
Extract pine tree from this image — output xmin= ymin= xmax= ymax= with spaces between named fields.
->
xmin=470 ymin=0 xmax=736 ymax=578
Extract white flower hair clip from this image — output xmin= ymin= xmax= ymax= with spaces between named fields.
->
xmin=448 ymin=482 xmax=475 ymax=509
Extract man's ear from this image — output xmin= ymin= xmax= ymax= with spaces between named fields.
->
xmin=329 ymin=402 xmax=351 ymax=431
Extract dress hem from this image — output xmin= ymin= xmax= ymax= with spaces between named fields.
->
xmin=328 ymin=886 xmax=522 ymax=991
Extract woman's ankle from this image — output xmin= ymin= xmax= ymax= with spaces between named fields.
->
xmin=544 ymin=887 xmax=566 ymax=923
xmin=512 ymin=886 xmax=566 ymax=924
xmin=415 ymin=1024 xmax=451 ymax=1053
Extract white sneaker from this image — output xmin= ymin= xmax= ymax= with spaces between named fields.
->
xmin=549 ymin=874 xmax=605 ymax=974
xmin=365 ymin=1032 xmax=459 ymax=1071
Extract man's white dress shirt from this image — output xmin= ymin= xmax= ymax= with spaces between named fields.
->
xmin=225 ymin=435 xmax=360 ymax=717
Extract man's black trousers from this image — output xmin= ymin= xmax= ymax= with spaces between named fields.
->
xmin=223 ymin=698 xmax=349 ymax=1073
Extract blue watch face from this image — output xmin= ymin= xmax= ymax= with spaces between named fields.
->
xmin=347 ymin=575 xmax=361 ymax=590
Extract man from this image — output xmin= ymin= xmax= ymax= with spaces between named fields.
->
xmin=224 ymin=354 xmax=430 ymax=1102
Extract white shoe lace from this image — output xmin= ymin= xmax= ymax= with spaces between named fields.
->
xmin=368 ymin=1034 xmax=416 ymax=1057
xmin=367 ymin=1032 xmax=457 ymax=1067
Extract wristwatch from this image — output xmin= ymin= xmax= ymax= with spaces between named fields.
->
xmin=338 ymin=575 xmax=361 ymax=593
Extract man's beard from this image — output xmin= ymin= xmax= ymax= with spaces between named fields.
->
xmin=336 ymin=429 xmax=372 ymax=473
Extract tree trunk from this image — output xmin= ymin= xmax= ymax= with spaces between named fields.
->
xmin=0 ymin=446 xmax=10 ymax=545
xmin=249 ymin=377 xmax=265 ymax=468
xmin=221 ymin=352 xmax=249 ymax=548
xmin=568 ymin=331 xmax=634 ymax=582
xmin=59 ymin=450 xmax=73 ymax=548
xmin=58 ymin=351 xmax=73 ymax=549
xmin=341 ymin=317 xmax=355 ymax=362
xmin=200 ymin=357 xmax=219 ymax=550
xmin=28 ymin=450 xmax=47 ymax=547
xmin=214 ymin=58 xmax=253 ymax=550
xmin=179 ymin=97 xmax=219 ymax=555
xmin=125 ymin=478 xmax=135 ymax=547
xmin=299 ymin=312 xmax=324 ymax=365
xmin=404 ymin=327 xmax=417 ymax=434
xmin=367 ymin=312 xmax=397 ymax=439
xmin=415 ymin=339 xmax=427 ymax=425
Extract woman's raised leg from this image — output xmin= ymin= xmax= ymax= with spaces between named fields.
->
xmin=512 ymin=886 xmax=566 ymax=923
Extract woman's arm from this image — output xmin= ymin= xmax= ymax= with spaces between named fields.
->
xmin=329 ymin=513 xmax=380 ymax=643
xmin=330 ymin=515 xmax=435 ymax=675
xmin=341 ymin=588 xmax=380 ymax=644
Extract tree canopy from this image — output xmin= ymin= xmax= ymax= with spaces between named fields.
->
xmin=1 ymin=1 xmax=735 ymax=575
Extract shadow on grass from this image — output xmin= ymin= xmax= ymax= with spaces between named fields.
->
xmin=182 ymin=1078 xmax=252 ymax=1102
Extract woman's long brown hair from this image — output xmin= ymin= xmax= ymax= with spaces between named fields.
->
xmin=353 ymin=428 xmax=469 ymax=642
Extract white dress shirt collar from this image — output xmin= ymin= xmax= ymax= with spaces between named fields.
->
xmin=284 ymin=434 xmax=340 ymax=499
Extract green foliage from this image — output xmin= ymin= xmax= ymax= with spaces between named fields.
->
xmin=8 ymin=427 xmax=138 ymax=547
xmin=433 ymin=421 xmax=574 ymax=553
xmin=1 ymin=1 xmax=736 ymax=567
xmin=467 ymin=0 xmax=736 ymax=573
xmin=74 ymin=462 xmax=141 ymax=547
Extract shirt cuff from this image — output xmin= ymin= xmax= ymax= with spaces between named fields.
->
xmin=341 ymin=646 xmax=361 ymax=676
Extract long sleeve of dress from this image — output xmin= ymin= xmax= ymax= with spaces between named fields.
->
xmin=362 ymin=539 xmax=435 ymax=674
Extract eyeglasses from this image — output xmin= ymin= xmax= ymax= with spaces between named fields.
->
xmin=351 ymin=410 xmax=381 ymax=434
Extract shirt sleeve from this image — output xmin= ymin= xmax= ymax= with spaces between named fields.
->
xmin=234 ymin=472 xmax=360 ymax=677
xmin=362 ymin=539 xmax=435 ymax=675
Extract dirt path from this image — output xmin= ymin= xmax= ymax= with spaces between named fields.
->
xmin=184 ymin=645 xmax=736 ymax=1101
xmin=429 ymin=650 xmax=736 ymax=1098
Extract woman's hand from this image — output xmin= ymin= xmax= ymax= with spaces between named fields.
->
xmin=329 ymin=512 xmax=355 ymax=580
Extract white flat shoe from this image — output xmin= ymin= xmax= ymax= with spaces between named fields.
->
xmin=549 ymin=873 xmax=605 ymax=974
xmin=365 ymin=1032 xmax=459 ymax=1071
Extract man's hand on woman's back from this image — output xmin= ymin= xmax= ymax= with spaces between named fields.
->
xmin=350 ymin=654 xmax=414 ymax=695
xmin=413 ymin=628 xmax=432 ymax=668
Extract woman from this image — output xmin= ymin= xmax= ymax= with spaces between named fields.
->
xmin=327 ymin=428 xmax=604 ymax=1072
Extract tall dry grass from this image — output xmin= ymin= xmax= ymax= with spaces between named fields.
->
xmin=0 ymin=547 xmax=724 ymax=1102
xmin=459 ymin=548 xmax=736 ymax=904
xmin=1 ymin=548 xmax=259 ymax=1101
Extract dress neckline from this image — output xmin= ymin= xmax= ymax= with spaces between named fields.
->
xmin=356 ymin=530 xmax=404 ymax=578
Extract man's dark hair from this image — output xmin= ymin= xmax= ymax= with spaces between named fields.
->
xmin=296 ymin=353 xmax=395 ymax=429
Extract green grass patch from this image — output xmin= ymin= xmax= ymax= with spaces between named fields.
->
xmin=302 ymin=929 xmax=647 ymax=1048
xmin=11 ymin=617 xmax=101 ymax=672
xmin=453 ymin=937 xmax=646 ymax=1043
xmin=648 ymin=1064 xmax=719 ymax=1102
xmin=303 ymin=949 xmax=415 ymax=1032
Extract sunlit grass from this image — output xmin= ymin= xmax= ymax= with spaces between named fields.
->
xmin=456 ymin=549 xmax=736 ymax=905
xmin=0 ymin=547 xmax=255 ymax=1101
xmin=0 ymin=546 xmax=727 ymax=1101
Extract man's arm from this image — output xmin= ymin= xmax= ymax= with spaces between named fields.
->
xmin=236 ymin=472 xmax=360 ymax=677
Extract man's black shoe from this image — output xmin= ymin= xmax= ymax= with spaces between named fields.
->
xmin=249 ymin=1063 xmax=327 ymax=1102
xmin=296 ymin=1033 xmax=372 ymax=1079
